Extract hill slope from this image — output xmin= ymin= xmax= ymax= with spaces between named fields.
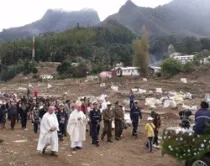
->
xmin=104 ymin=0 xmax=210 ymax=37
xmin=0 ymin=21 xmax=135 ymax=81
xmin=0 ymin=9 xmax=100 ymax=42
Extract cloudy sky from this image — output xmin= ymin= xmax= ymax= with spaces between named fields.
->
xmin=0 ymin=0 xmax=171 ymax=31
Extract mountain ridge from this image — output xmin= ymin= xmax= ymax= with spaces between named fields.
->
xmin=104 ymin=0 xmax=210 ymax=37
xmin=0 ymin=9 xmax=100 ymax=42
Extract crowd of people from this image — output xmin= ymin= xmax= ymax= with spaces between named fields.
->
xmin=0 ymin=91 xmax=163 ymax=156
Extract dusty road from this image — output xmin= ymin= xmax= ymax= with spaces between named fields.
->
xmin=0 ymin=120 xmax=182 ymax=166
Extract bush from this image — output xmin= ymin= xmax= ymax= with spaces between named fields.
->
xmin=161 ymin=58 xmax=183 ymax=77
xmin=57 ymin=61 xmax=72 ymax=76
xmin=32 ymin=68 xmax=38 ymax=74
xmin=183 ymin=62 xmax=195 ymax=72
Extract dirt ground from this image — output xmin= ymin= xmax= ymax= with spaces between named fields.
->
xmin=2 ymin=68 xmax=210 ymax=166
xmin=0 ymin=117 xmax=181 ymax=166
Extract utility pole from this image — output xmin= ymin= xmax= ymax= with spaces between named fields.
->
xmin=32 ymin=36 xmax=35 ymax=61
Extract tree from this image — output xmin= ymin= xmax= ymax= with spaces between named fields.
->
xmin=161 ymin=58 xmax=183 ymax=77
xmin=133 ymin=25 xmax=150 ymax=76
xmin=57 ymin=61 xmax=72 ymax=76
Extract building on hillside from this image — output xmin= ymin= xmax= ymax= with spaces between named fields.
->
xmin=170 ymin=52 xmax=194 ymax=64
xmin=149 ymin=66 xmax=161 ymax=76
xmin=173 ymin=55 xmax=194 ymax=64
xmin=115 ymin=67 xmax=140 ymax=77
xmin=40 ymin=74 xmax=54 ymax=80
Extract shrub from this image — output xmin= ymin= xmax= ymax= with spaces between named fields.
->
xmin=32 ymin=67 xmax=38 ymax=74
xmin=161 ymin=58 xmax=183 ymax=77
xmin=57 ymin=61 xmax=72 ymax=75
xmin=183 ymin=62 xmax=195 ymax=72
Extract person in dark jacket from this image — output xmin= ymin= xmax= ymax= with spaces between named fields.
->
xmin=194 ymin=101 xmax=210 ymax=135
xmin=56 ymin=104 xmax=68 ymax=141
xmin=8 ymin=103 xmax=17 ymax=130
xmin=151 ymin=111 xmax=161 ymax=148
xmin=39 ymin=105 xmax=47 ymax=119
xmin=130 ymin=100 xmax=142 ymax=137
xmin=90 ymin=101 xmax=101 ymax=147
xmin=129 ymin=91 xmax=135 ymax=109
xmin=0 ymin=103 xmax=7 ymax=129
xmin=32 ymin=103 xmax=40 ymax=133
xmin=19 ymin=103 xmax=29 ymax=130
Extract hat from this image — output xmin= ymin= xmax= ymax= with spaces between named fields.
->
xmin=147 ymin=117 xmax=153 ymax=121
xmin=107 ymin=101 xmax=111 ymax=105
xmin=93 ymin=101 xmax=98 ymax=105
xmin=59 ymin=103 xmax=64 ymax=106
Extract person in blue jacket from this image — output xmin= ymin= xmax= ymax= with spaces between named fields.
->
xmin=90 ymin=101 xmax=101 ymax=147
xmin=194 ymin=101 xmax=210 ymax=135
xmin=130 ymin=100 xmax=142 ymax=137
xmin=129 ymin=90 xmax=135 ymax=108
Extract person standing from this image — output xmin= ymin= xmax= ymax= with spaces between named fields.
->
xmin=32 ymin=103 xmax=40 ymax=134
xmin=56 ymin=104 xmax=68 ymax=141
xmin=37 ymin=106 xmax=59 ymax=156
xmin=145 ymin=117 xmax=155 ymax=152
xmin=90 ymin=101 xmax=101 ymax=147
xmin=87 ymin=103 xmax=93 ymax=136
xmin=130 ymin=100 xmax=142 ymax=137
xmin=151 ymin=111 xmax=161 ymax=148
xmin=101 ymin=102 xmax=114 ymax=142
xmin=114 ymin=102 xmax=124 ymax=140
xmin=8 ymin=102 xmax=17 ymax=130
xmin=64 ymin=100 xmax=71 ymax=116
xmin=39 ymin=104 xmax=47 ymax=119
xmin=0 ymin=102 xmax=7 ymax=129
xmin=0 ymin=101 xmax=5 ymax=129
xmin=67 ymin=104 xmax=86 ymax=151
xmin=19 ymin=103 xmax=29 ymax=130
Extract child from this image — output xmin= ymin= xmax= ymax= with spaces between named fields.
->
xmin=145 ymin=117 xmax=155 ymax=152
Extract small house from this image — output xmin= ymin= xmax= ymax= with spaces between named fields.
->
xmin=149 ymin=66 xmax=161 ymax=76
xmin=116 ymin=67 xmax=140 ymax=77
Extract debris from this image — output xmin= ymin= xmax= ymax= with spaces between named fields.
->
xmin=82 ymin=163 xmax=90 ymax=166
xmin=28 ymin=83 xmax=33 ymax=88
xmin=184 ymin=92 xmax=192 ymax=100
xmin=47 ymin=83 xmax=52 ymax=89
xmin=13 ymin=140 xmax=27 ymax=143
xmin=156 ymin=88 xmax=162 ymax=94
xmin=143 ymin=78 xmax=147 ymax=82
xmin=100 ymin=83 xmax=106 ymax=87
xmin=18 ymin=87 xmax=27 ymax=91
xmin=174 ymin=94 xmax=184 ymax=105
xmin=111 ymin=85 xmax=119 ymax=92
xmin=180 ymin=78 xmax=188 ymax=83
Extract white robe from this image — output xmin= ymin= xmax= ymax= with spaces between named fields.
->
xmin=37 ymin=112 xmax=59 ymax=152
xmin=67 ymin=109 xmax=86 ymax=148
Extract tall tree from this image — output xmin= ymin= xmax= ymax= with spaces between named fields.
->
xmin=132 ymin=25 xmax=150 ymax=76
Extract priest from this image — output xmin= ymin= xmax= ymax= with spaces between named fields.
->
xmin=67 ymin=104 xmax=86 ymax=151
xmin=37 ymin=106 xmax=59 ymax=156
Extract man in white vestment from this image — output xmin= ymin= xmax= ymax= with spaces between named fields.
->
xmin=67 ymin=105 xmax=86 ymax=151
xmin=37 ymin=106 xmax=59 ymax=156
